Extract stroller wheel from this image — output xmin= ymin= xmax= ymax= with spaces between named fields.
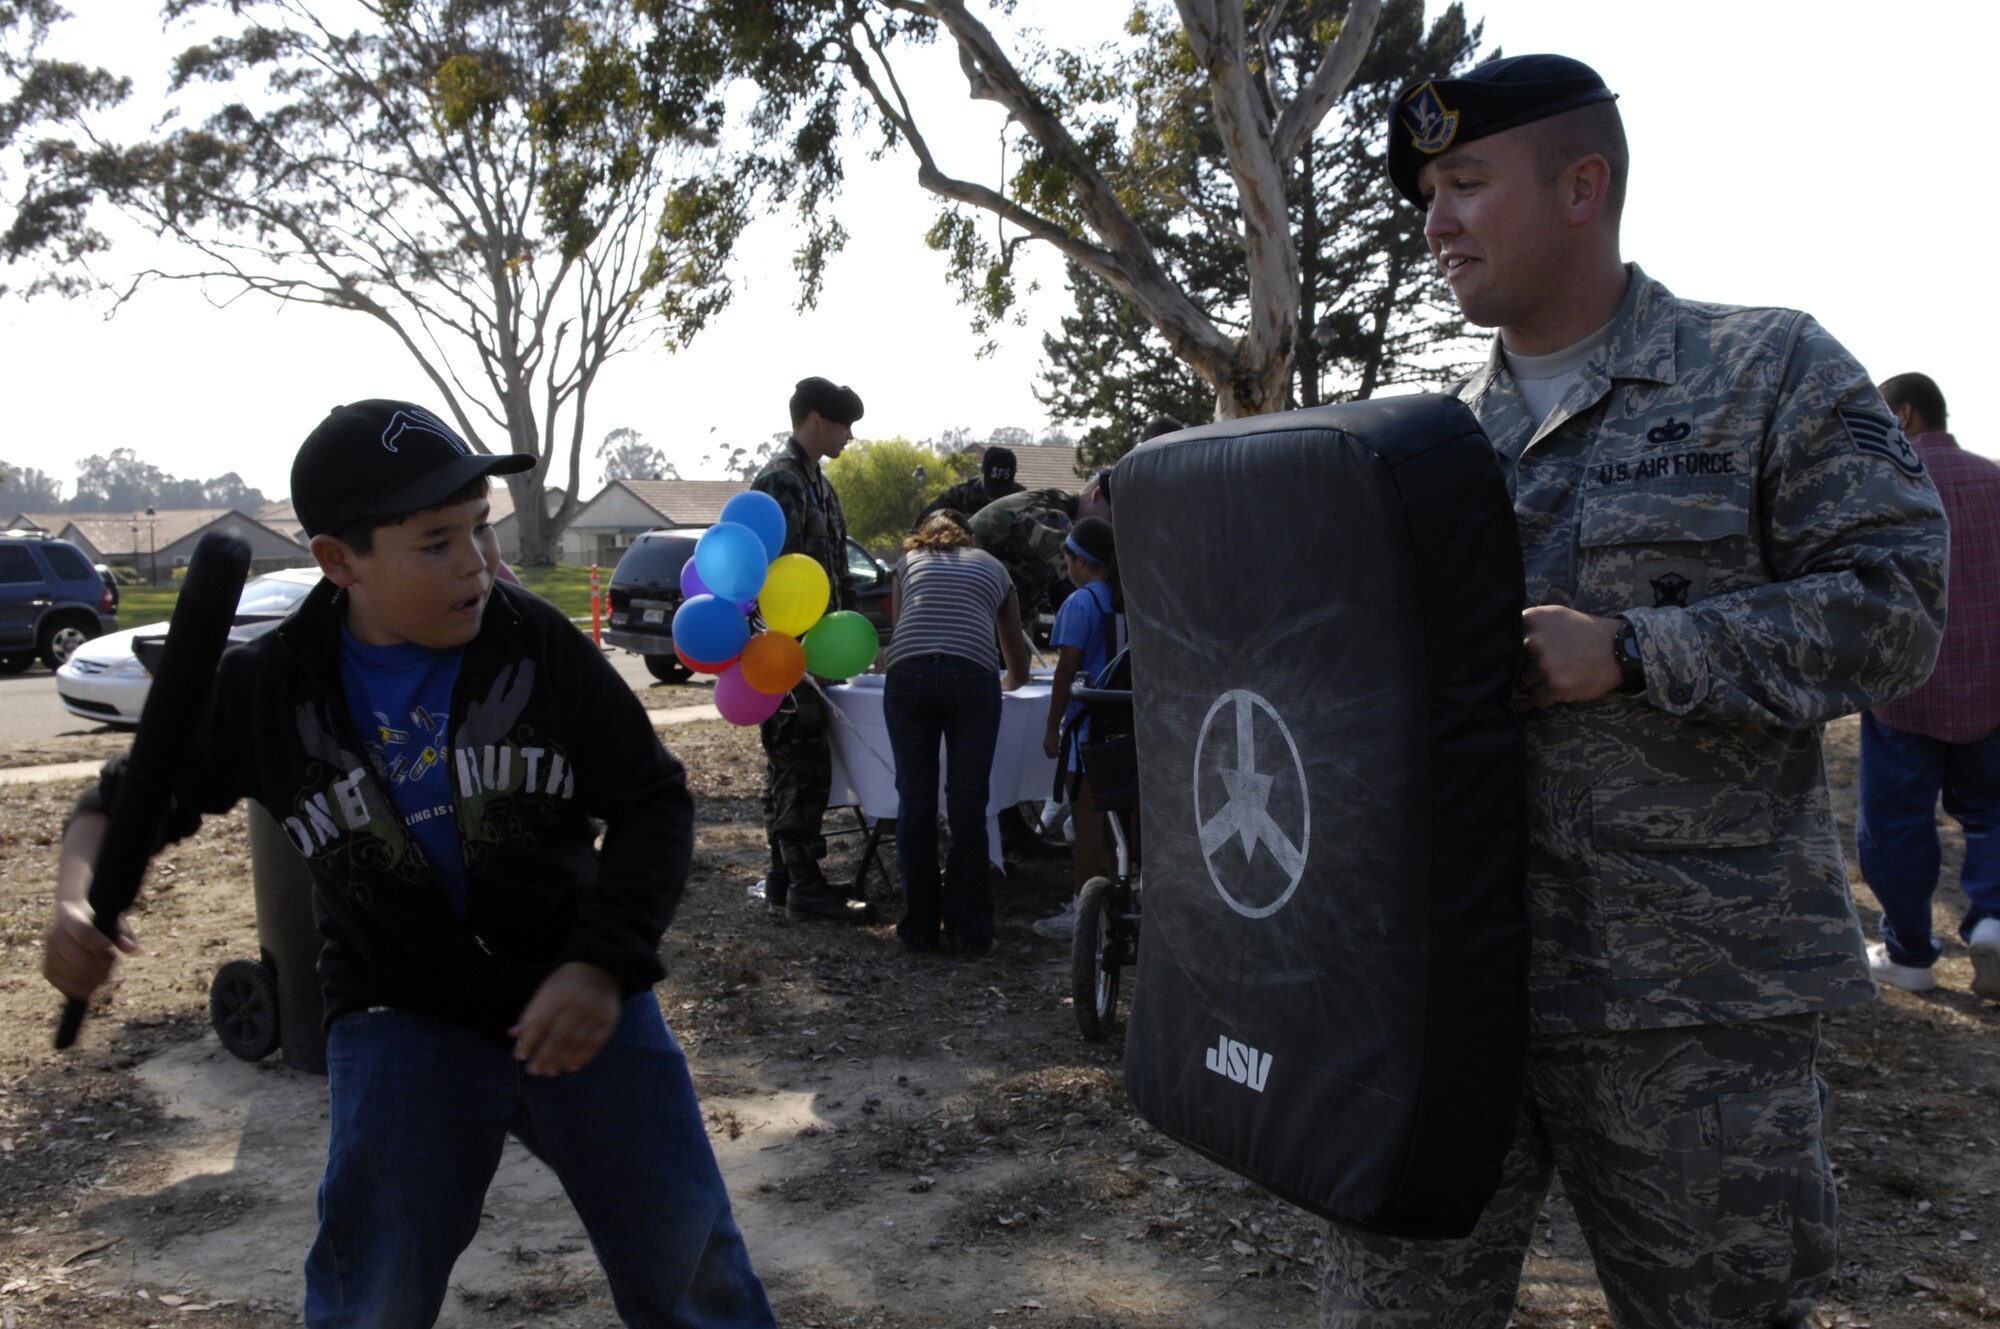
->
xmin=1072 ymin=876 xmax=1121 ymax=1040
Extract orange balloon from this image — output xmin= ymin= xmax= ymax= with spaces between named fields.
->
xmin=739 ymin=629 xmax=807 ymax=695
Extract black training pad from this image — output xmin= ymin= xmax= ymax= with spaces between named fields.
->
xmin=1116 ymin=394 xmax=1528 ymax=1238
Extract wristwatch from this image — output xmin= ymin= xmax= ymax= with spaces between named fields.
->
xmin=1611 ymin=617 xmax=1646 ymax=696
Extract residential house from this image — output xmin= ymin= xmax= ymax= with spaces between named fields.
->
xmin=16 ymin=509 xmax=309 ymax=582
xmin=558 ymin=480 xmax=751 ymax=567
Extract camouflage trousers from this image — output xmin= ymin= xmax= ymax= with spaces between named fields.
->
xmin=760 ymin=680 xmax=833 ymax=878
xmin=1320 ymin=1014 xmax=1834 ymax=1329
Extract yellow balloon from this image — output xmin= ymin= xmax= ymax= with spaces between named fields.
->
xmin=759 ymin=553 xmax=830 ymax=636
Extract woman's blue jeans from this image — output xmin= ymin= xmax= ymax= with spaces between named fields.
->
xmin=304 ymin=994 xmax=775 ymax=1328
xmin=884 ymin=654 xmax=1002 ymax=951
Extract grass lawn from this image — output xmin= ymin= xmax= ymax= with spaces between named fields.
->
xmin=111 ymin=563 xmax=603 ymax=632
xmin=114 ymin=586 xmax=182 ymax=631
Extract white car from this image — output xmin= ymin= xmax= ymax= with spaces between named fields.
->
xmin=56 ymin=566 xmax=324 ymax=727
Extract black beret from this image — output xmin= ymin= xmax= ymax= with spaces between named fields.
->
xmin=790 ymin=375 xmax=865 ymax=426
xmin=1386 ymin=54 xmax=1617 ymax=209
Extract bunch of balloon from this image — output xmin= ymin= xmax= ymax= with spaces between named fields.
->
xmin=669 ymin=490 xmax=880 ymax=725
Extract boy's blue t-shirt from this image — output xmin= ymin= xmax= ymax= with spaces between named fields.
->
xmin=338 ymin=625 xmax=467 ymax=915
xmin=1051 ymin=581 xmax=1116 ymax=763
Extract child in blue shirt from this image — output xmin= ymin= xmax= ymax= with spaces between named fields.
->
xmin=1042 ymin=516 xmax=1120 ymax=893
xmin=44 ymin=400 xmax=775 ymax=1328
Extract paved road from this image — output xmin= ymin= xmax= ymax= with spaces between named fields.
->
xmin=0 ymin=646 xmax=696 ymax=747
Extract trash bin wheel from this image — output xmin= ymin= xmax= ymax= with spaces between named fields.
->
xmin=210 ymin=958 xmax=281 ymax=1062
xmin=1071 ymin=876 xmax=1121 ymax=1041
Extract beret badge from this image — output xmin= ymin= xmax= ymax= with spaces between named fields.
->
xmin=1401 ymin=82 xmax=1459 ymax=155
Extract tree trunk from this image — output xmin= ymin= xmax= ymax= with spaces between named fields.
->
xmin=508 ymin=473 xmax=555 ymax=567
xmin=1296 ymin=138 xmax=1321 ymax=410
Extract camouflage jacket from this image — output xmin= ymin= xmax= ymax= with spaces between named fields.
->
xmin=968 ymin=487 xmax=1078 ymax=611
xmin=916 ymin=477 xmax=1014 ymax=528
xmin=1457 ymin=268 xmax=1946 ymax=1034
xmin=752 ymin=438 xmax=855 ymax=612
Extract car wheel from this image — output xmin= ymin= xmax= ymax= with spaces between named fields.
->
xmin=0 ymin=653 xmax=33 ymax=675
xmin=644 ymin=653 xmax=693 ymax=684
xmin=39 ymin=618 xmax=98 ymax=670
xmin=210 ymin=958 xmax=282 ymax=1062
xmin=1071 ymin=876 xmax=1121 ymax=1041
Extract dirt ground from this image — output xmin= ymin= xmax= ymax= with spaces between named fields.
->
xmin=1 ymin=701 xmax=1996 ymax=1328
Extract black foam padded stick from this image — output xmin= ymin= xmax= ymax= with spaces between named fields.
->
xmin=54 ymin=531 xmax=252 ymax=1049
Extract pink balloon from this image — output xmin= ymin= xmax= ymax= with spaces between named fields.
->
xmin=714 ymin=664 xmax=786 ymax=726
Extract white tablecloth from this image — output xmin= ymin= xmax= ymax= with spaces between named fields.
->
xmin=824 ymin=675 xmax=1058 ymax=866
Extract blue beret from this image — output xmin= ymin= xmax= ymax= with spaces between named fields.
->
xmin=1386 ymin=54 xmax=1617 ymax=208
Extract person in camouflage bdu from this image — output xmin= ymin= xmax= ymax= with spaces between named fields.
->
xmin=748 ymin=377 xmax=869 ymax=924
xmin=967 ymin=487 xmax=1079 ymax=623
xmin=1317 ymin=56 xmax=1948 ymax=1329
xmin=914 ymin=445 xmax=1023 ymax=529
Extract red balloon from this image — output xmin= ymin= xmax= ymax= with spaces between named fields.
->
xmin=676 ymin=643 xmax=736 ymax=675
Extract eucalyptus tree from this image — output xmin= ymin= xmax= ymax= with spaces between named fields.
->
xmin=679 ymin=0 xmax=1386 ymax=421
xmin=1035 ymin=0 xmax=1485 ymax=466
xmin=14 ymin=0 xmax=748 ymax=561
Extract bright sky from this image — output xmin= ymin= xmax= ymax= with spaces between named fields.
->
xmin=0 ymin=1 xmax=1992 ymax=508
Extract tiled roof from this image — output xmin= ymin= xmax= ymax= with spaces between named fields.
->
xmin=1011 ymin=443 xmax=1084 ymax=492
xmin=26 ymin=509 xmax=258 ymax=557
xmin=944 ymin=443 xmax=1083 ymax=493
xmin=615 ymin=480 xmax=752 ymax=527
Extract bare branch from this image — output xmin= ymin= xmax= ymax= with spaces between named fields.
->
xmin=846 ymin=2 xmax=1234 ymax=366
xmin=1271 ymin=0 xmax=1381 ymax=163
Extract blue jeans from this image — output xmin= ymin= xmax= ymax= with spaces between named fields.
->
xmin=884 ymin=654 xmax=1002 ymax=952
xmin=305 ymin=995 xmax=775 ymax=1328
xmin=1857 ymin=712 xmax=2000 ymax=967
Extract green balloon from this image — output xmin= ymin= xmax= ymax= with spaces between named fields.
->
xmin=803 ymin=611 xmax=879 ymax=680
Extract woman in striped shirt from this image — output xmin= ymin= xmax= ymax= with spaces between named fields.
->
xmin=883 ymin=511 xmax=1031 ymax=956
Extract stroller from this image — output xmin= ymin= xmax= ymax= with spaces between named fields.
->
xmin=1064 ymin=648 xmax=1141 ymax=1040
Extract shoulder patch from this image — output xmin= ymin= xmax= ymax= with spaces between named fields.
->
xmin=1837 ymin=407 xmax=1925 ymax=478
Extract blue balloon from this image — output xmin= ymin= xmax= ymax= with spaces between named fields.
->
xmin=671 ymin=594 xmax=750 ymax=665
xmin=721 ymin=489 xmax=787 ymax=561
xmin=693 ymin=521 xmax=769 ymax=604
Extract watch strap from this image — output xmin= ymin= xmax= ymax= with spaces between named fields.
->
xmin=1612 ymin=617 xmax=1645 ymax=696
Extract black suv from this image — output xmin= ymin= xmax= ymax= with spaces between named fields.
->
xmin=604 ymin=527 xmax=893 ymax=683
xmin=0 ymin=531 xmax=119 ymax=672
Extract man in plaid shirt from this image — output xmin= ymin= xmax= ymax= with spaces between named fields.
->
xmin=1862 ymin=372 xmax=2000 ymax=999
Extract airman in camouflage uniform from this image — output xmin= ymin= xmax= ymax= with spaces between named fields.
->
xmin=968 ymin=487 xmax=1079 ymax=620
xmin=1319 ymin=56 xmax=1948 ymax=1328
xmin=914 ymin=445 xmax=1023 ymax=529
xmin=749 ymin=377 xmax=867 ymax=923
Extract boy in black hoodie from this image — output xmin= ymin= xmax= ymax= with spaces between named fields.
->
xmin=43 ymin=400 xmax=775 ymax=1328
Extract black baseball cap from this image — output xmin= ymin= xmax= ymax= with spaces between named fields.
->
xmin=291 ymin=399 xmax=535 ymax=538
xmin=1387 ymin=54 xmax=1618 ymax=208
xmin=982 ymin=446 xmax=1020 ymax=494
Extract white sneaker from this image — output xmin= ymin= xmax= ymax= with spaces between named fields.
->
xmin=1868 ymin=942 xmax=1937 ymax=993
xmin=1969 ymin=919 xmax=2000 ymax=1001
xmin=1032 ymin=900 xmax=1077 ymax=940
